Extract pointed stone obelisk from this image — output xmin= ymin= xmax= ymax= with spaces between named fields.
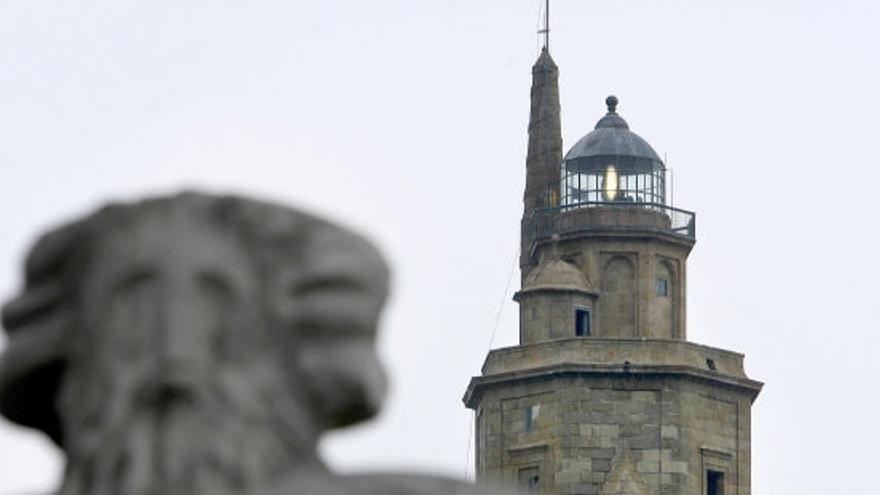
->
xmin=521 ymin=47 xmax=563 ymax=268
xmin=523 ymin=47 xmax=562 ymax=219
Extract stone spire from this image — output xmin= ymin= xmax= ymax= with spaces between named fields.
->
xmin=523 ymin=47 xmax=563 ymax=220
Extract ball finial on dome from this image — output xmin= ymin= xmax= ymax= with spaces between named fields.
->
xmin=606 ymin=95 xmax=619 ymax=114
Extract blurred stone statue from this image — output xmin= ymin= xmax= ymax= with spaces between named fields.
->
xmin=0 ymin=193 xmax=506 ymax=495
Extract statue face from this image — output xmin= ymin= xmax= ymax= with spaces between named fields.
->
xmin=58 ymin=209 xmax=318 ymax=495
xmin=79 ymin=209 xmax=260 ymax=379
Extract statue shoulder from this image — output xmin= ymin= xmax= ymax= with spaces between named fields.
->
xmin=267 ymin=472 xmax=513 ymax=495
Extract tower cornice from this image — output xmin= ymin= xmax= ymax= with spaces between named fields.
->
xmin=463 ymin=337 xmax=763 ymax=408
xmin=463 ymin=362 xmax=764 ymax=410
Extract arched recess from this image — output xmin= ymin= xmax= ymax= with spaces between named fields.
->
xmin=654 ymin=260 xmax=676 ymax=338
xmin=600 ymin=256 xmax=636 ymax=337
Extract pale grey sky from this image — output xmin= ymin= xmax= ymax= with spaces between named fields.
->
xmin=1 ymin=1 xmax=878 ymax=493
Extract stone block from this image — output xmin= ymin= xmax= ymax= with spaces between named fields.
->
xmin=562 ymin=459 xmax=592 ymax=472
xmin=591 ymin=459 xmax=612 ymax=472
xmin=663 ymin=461 xmax=689 ymax=474
xmin=555 ymin=471 xmax=582 ymax=484
xmin=661 ymin=425 xmax=679 ymax=439
xmin=639 ymin=449 xmax=661 ymax=462
xmin=564 ymin=483 xmax=599 ymax=494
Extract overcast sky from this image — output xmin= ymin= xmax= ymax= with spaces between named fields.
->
xmin=1 ymin=1 xmax=878 ymax=493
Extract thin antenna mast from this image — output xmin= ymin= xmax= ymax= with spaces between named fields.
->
xmin=538 ymin=0 xmax=550 ymax=51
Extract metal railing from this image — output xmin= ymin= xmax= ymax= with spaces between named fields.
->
xmin=526 ymin=201 xmax=696 ymax=255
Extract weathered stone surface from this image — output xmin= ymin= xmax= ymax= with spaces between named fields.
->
xmin=522 ymin=47 xmax=563 ymax=220
xmin=0 ymin=192 xmax=512 ymax=495
xmin=468 ymin=366 xmax=759 ymax=494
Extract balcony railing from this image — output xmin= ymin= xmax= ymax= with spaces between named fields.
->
xmin=526 ymin=201 xmax=696 ymax=255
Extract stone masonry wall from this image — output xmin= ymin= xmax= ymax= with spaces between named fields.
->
xmin=475 ymin=375 xmax=752 ymax=495
xmin=526 ymin=235 xmax=691 ymax=341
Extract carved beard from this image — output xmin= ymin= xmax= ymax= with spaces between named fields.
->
xmin=57 ymin=362 xmax=319 ymax=495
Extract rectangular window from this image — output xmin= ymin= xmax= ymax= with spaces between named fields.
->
xmin=656 ymin=278 xmax=669 ymax=297
xmin=524 ymin=404 xmax=540 ymax=432
xmin=518 ymin=467 xmax=540 ymax=491
xmin=707 ymin=470 xmax=725 ymax=495
xmin=528 ymin=474 xmax=539 ymax=490
xmin=575 ymin=309 xmax=591 ymax=337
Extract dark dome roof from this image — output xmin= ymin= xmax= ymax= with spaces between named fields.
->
xmin=563 ymin=96 xmax=663 ymax=173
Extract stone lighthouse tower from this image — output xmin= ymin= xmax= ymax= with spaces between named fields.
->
xmin=463 ymin=48 xmax=762 ymax=495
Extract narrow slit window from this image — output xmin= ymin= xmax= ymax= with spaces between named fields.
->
xmin=524 ymin=405 xmax=540 ymax=432
xmin=707 ymin=470 xmax=724 ymax=495
xmin=656 ymin=278 xmax=669 ymax=297
xmin=575 ymin=309 xmax=591 ymax=337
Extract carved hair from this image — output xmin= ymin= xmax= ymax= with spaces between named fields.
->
xmin=0 ymin=192 xmax=390 ymax=444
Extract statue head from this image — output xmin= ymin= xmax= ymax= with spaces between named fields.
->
xmin=0 ymin=192 xmax=390 ymax=494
